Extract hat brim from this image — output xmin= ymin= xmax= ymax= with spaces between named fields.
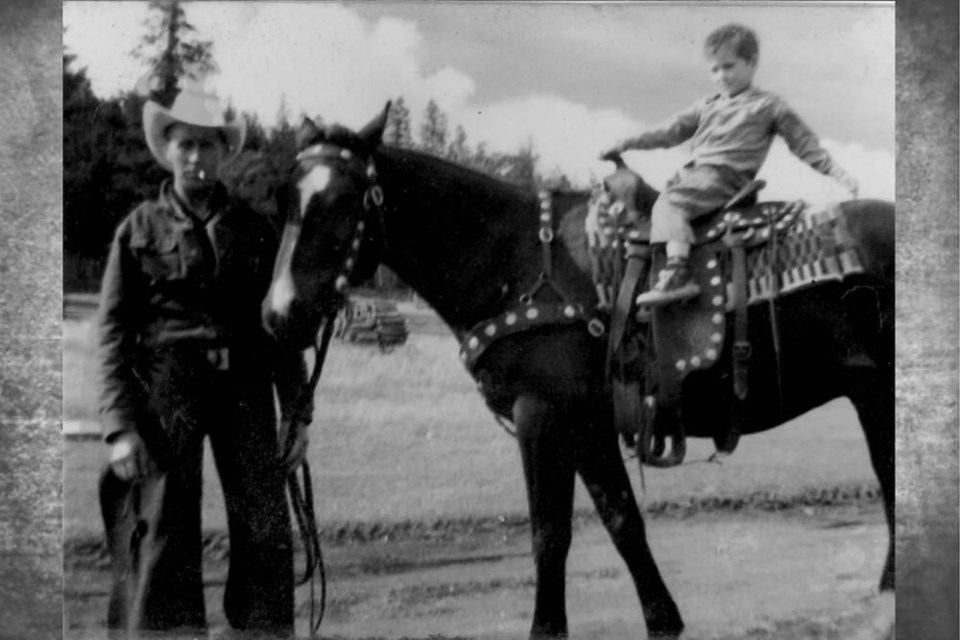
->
xmin=144 ymin=101 xmax=246 ymax=172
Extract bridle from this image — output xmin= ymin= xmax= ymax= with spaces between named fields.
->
xmin=281 ymin=141 xmax=386 ymax=637
xmin=294 ymin=142 xmax=385 ymax=298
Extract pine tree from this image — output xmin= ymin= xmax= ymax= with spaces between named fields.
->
xmin=267 ymin=94 xmax=298 ymax=163
xmin=446 ymin=125 xmax=471 ymax=164
xmin=63 ymin=53 xmax=101 ymax=264
xmin=383 ymin=97 xmax=413 ymax=149
xmin=132 ymin=0 xmax=216 ymax=107
xmin=500 ymin=139 xmax=539 ymax=190
xmin=419 ymin=99 xmax=448 ymax=156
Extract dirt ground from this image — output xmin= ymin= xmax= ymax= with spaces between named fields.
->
xmin=64 ymin=503 xmax=893 ymax=640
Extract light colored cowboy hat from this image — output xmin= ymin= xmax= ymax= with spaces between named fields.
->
xmin=143 ymin=86 xmax=246 ymax=171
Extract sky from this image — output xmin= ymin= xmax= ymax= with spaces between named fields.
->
xmin=63 ymin=1 xmax=894 ymax=203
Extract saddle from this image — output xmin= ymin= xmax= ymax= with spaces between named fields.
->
xmin=595 ymin=166 xmax=867 ymax=467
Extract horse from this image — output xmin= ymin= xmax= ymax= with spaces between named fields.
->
xmin=262 ymin=103 xmax=894 ymax=639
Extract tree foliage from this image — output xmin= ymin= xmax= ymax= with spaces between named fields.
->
xmin=132 ymin=0 xmax=215 ymax=107
xmin=383 ymin=96 xmax=413 ymax=149
xmin=419 ymin=99 xmax=448 ymax=156
xmin=63 ymin=0 xmax=574 ymax=293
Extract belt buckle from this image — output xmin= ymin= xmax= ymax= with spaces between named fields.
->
xmin=207 ymin=347 xmax=229 ymax=371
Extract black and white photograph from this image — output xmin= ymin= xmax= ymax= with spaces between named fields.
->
xmin=0 ymin=0 xmax=944 ymax=639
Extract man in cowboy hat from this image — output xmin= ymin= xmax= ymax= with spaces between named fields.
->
xmin=96 ymin=84 xmax=312 ymax=638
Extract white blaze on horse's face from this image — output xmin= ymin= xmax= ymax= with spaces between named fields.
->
xmin=297 ymin=165 xmax=332 ymax=220
xmin=269 ymin=165 xmax=333 ymax=317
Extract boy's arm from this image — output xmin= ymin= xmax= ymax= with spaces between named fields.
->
xmin=773 ymin=99 xmax=859 ymax=197
xmin=609 ymin=101 xmax=700 ymax=154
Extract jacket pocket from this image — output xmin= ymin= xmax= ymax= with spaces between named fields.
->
xmin=133 ymin=234 xmax=183 ymax=281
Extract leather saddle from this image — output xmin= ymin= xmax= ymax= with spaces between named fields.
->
xmin=600 ymin=162 xmax=857 ymax=467
xmin=604 ymin=178 xmax=777 ymax=464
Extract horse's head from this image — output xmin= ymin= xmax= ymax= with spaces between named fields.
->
xmin=262 ymin=102 xmax=391 ymax=348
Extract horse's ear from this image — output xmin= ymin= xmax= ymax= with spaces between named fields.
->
xmin=296 ymin=116 xmax=323 ymax=151
xmin=357 ymin=101 xmax=391 ymax=152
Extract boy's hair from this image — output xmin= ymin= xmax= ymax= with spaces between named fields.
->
xmin=704 ymin=24 xmax=759 ymax=61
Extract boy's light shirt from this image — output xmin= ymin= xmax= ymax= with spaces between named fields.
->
xmin=622 ymin=86 xmax=844 ymax=182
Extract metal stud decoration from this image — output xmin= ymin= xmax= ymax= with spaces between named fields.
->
xmin=333 ymin=160 xmax=383 ymax=296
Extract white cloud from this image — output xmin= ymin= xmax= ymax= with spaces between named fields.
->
xmin=449 ymin=95 xmax=638 ymax=186
xmin=194 ymin=4 xmax=477 ymax=131
xmin=63 ymin=2 xmax=149 ymax=98
xmin=758 ymin=139 xmax=894 ymax=204
xmin=449 ymin=95 xmax=893 ymax=204
xmin=63 ymin=1 xmax=892 ymax=203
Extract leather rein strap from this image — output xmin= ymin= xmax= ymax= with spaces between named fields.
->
xmin=282 ymin=142 xmax=386 ymax=637
xmin=284 ymin=317 xmax=335 ymax=637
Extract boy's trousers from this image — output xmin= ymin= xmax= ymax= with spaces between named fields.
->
xmin=99 ymin=345 xmax=294 ymax=639
xmin=651 ymin=163 xmax=752 ymax=244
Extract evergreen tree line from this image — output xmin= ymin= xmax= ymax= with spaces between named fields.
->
xmin=63 ymin=0 xmax=571 ymax=292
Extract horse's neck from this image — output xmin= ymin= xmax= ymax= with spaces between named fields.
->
xmin=375 ymin=150 xmax=540 ymax=335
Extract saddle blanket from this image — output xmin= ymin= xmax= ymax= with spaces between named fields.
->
xmin=734 ymin=201 xmax=864 ymax=306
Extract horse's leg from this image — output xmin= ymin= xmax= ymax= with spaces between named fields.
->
xmin=848 ymin=366 xmax=895 ymax=591
xmin=513 ymin=393 xmax=577 ymax=639
xmin=574 ymin=414 xmax=684 ymax=638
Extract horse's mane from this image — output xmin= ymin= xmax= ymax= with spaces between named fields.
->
xmin=377 ymin=144 xmax=535 ymax=198
xmin=308 ymin=121 xmax=593 ymax=203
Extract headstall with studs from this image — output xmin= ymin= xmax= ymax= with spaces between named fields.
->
xmin=295 ymin=143 xmax=384 ymax=301
xmin=297 ymin=149 xmax=607 ymax=374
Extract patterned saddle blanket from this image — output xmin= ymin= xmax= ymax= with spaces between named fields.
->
xmin=587 ymin=191 xmax=867 ymax=389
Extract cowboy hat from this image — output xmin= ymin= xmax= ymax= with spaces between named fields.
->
xmin=143 ymin=86 xmax=246 ymax=171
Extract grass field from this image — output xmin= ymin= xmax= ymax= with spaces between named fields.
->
xmin=64 ymin=303 xmax=880 ymax=543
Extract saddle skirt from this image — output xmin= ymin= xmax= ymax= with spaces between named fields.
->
xmin=588 ymin=192 xmax=867 ymax=387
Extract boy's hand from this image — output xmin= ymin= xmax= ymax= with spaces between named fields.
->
xmin=600 ymin=141 xmax=628 ymax=160
xmin=833 ymin=170 xmax=859 ymax=199
xmin=842 ymin=175 xmax=859 ymax=199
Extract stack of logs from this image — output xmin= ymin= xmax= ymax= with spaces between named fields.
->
xmin=333 ymin=297 xmax=409 ymax=352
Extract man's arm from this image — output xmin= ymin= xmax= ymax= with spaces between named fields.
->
xmin=97 ymin=218 xmax=156 ymax=479
xmin=97 ymin=220 xmax=148 ymax=443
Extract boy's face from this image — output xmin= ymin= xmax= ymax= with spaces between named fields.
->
xmin=707 ymin=46 xmax=756 ymax=97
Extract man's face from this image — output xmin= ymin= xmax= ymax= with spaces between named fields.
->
xmin=707 ymin=46 xmax=756 ymax=98
xmin=164 ymin=123 xmax=226 ymax=189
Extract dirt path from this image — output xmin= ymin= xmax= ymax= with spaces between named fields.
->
xmin=65 ymin=503 xmax=893 ymax=640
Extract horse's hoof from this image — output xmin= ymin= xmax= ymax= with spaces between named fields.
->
xmin=648 ymin=621 xmax=684 ymax=639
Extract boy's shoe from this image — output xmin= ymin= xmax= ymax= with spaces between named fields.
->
xmin=636 ymin=257 xmax=701 ymax=307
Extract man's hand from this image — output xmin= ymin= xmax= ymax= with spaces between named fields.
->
xmin=109 ymin=432 xmax=154 ymax=480
xmin=278 ymin=418 xmax=311 ymax=474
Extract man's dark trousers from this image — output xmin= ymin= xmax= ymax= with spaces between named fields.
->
xmin=100 ymin=346 xmax=294 ymax=638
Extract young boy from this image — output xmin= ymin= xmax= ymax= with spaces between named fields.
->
xmin=601 ymin=23 xmax=859 ymax=307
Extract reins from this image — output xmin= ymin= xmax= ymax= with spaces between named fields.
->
xmin=285 ymin=315 xmax=335 ymax=637
xmin=282 ymin=142 xmax=387 ymax=637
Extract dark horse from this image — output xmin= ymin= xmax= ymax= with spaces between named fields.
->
xmin=262 ymin=104 xmax=894 ymax=639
